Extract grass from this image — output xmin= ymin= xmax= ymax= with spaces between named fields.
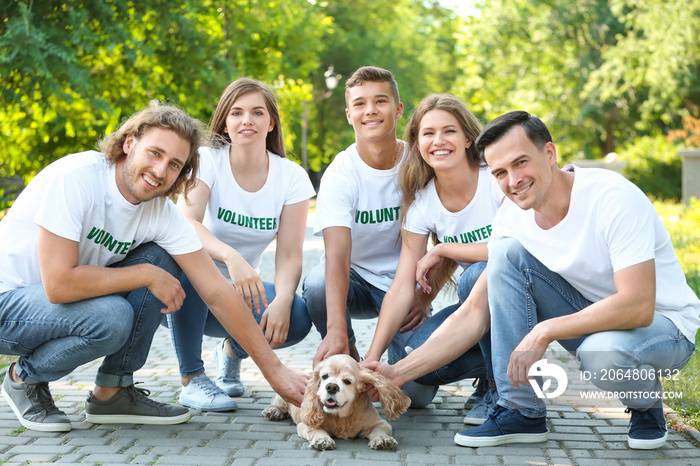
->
xmin=656 ymin=198 xmax=700 ymax=428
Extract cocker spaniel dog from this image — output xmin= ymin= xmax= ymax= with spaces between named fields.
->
xmin=262 ymin=354 xmax=411 ymax=450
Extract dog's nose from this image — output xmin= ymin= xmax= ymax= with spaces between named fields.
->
xmin=326 ymin=382 xmax=339 ymax=394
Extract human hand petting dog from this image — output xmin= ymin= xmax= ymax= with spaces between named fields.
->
xmin=359 ymin=360 xmax=404 ymax=403
xmin=263 ymin=355 xmax=410 ymax=450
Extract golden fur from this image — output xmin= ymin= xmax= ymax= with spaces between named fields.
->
xmin=262 ymin=354 xmax=411 ymax=450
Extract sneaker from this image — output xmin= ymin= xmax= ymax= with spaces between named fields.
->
xmin=214 ymin=339 xmax=245 ymax=397
xmin=179 ymin=375 xmax=238 ymax=412
xmin=454 ymin=405 xmax=548 ymax=447
xmin=465 ymin=377 xmax=489 ymax=409
xmin=84 ymin=384 xmax=190 ymax=425
xmin=1 ymin=364 xmax=71 ymax=432
xmin=464 ymin=387 xmax=497 ymax=425
xmin=626 ymin=406 xmax=667 ymax=449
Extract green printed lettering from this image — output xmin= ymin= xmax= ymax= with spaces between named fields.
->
xmin=383 ymin=207 xmax=393 ymax=222
xmin=217 ymin=207 xmax=226 ymax=220
xmin=104 ymin=235 xmax=118 ymax=252
xmin=223 ymin=210 xmax=232 ymax=223
xmin=87 ymin=227 xmax=101 ymax=240
xmin=467 ymin=231 xmax=477 ymax=242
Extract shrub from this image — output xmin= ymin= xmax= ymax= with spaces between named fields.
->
xmin=616 ymin=135 xmax=682 ymax=200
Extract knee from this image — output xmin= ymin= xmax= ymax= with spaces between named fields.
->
xmin=90 ymin=298 xmax=133 ymax=352
xmin=302 ymin=265 xmax=326 ymax=315
xmin=486 ymin=238 xmax=529 ymax=279
xmin=135 ymin=242 xmax=181 ymax=278
xmin=577 ymin=334 xmax=635 ymax=382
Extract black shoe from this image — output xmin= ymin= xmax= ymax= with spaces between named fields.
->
xmin=85 ymin=384 xmax=190 ymax=425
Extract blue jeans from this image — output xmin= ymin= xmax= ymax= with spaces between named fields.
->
xmin=402 ymin=262 xmax=488 ymax=406
xmin=0 ymin=243 xmax=180 ymax=387
xmin=164 ymin=273 xmax=312 ymax=377
xmin=488 ymin=237 xmax=696 ymax=417
xmin=302 ymin=263 xmax=413 ymax=365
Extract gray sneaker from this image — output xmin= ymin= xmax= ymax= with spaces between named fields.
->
xmin=1 ymin=363 xmax=71 ymax=432
xmin=85 ymin=384 xmax=190 ymax=425
xmin=464 ymin=387 xmax=498 ymax=425
xmin=214 ymin=339 xmax=245 ymax=397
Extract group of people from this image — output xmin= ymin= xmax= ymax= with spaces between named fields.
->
xmin=0 ymin=65 xmax=698 ymax=452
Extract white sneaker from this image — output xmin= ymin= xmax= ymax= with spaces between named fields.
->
xmin=214 ymin=339 xmax=245 ymax=397
xmin=179 ymin=375 xmax=238 ymax=412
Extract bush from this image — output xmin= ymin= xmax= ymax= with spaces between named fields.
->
xmin=616 ymin=135 xmax=682 ymax=200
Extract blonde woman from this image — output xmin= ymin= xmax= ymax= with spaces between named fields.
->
xmin=364 ymin=94 xmax=501 ymax=412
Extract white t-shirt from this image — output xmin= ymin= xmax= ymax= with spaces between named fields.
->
xmin=0 ymin=151 xmax=202 ymax=294
xmin=314 ymin=142 xmax=407 ymax=291
xmin=404 ymin=165 xmax=503 ymax=270
xmin=489 ymin=165 xmax=700 ymax=343
xmin=198 ymin=145 xmax=315 ymax=278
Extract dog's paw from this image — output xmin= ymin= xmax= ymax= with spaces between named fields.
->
xmin=262 ymin=405 xmax=288 ymax=421
xmin=310 ymin=435 xmax=336 ymax=450
xmin=369 ymin=435 xmax=398 ymax=450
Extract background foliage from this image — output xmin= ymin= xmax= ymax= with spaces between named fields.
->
xmin=3 ymin=0 xmax=699 ymax=194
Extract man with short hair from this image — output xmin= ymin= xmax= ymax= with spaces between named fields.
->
xmin=0 ymin=101 xmax=307 ymax=432
xmin=365 ymin=110 xmax=699 ymax=450
xmin=302 ymin=67 xmax=432 ymax=403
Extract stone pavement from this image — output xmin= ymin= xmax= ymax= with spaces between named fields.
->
xmin=1 ymin=220 xmax=700 ymax=465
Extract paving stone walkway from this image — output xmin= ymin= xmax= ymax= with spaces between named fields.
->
xmin=1 ymin=220 xmax=699 ymax=465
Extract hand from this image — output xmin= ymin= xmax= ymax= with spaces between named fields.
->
xmin=226 ymin=255 xmax=267 ymax=314
xmin=268 ymin=365 xmax=309 ymax=408
xmin=146 ymin=265 xmax=186 ymax=314
xmin=313 ymin=332 xmax=349 ymax=369
xmin=360 ymin=360 xmax=404 ymax=402
xmin=416 ymin=247 xmax=444 ymax=294
xmin=399 ymin=299 xmax=429 ymax=333
xmin=259 ymin=298 xmax=291 ymax=349
xmin=507 ymin=324 xmax=550 ymax=389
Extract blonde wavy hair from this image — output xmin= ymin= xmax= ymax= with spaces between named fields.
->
xmin=400 ymin=93 xmax=484 ymax=290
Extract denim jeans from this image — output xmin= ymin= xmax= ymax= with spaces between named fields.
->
xmin=402 ymin=261 xmax=488 ymax=406
xmin=488 ymin=237 xmax=696 ymax=417
xmin=0 ymin=243 xmax=180 ymax=387
xmin=164 ymin=273 xmax=312 ymax=377
xmin=302 ymin=263 xmax=413 ymax=365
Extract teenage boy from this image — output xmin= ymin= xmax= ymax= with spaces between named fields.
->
xmin=365 ymin=110 xmax=699 ymax=450
xmin=302 ymin=66 xmax=432 ymax=379
xmin=0 ymin=101 xmax=307 ymax=432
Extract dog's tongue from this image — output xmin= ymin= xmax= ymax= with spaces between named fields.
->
xmin=325 ymin=400 xmax=337 ymax=407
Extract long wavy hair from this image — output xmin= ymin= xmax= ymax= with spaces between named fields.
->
xmin=400 ymin=93 xmax=484 ymax=291
xmin=98 ymin=100 xmax=205 ymax=200
xmin=208 ymin=77 xmax=286 ymax=157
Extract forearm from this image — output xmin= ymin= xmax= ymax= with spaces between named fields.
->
xmin=207 ymin=282 xmax=285 ymax=374
xmin=324 ymin=258 xmax=351 ymax=337
xmin=433 ymin=242 xmax=489 ymax=264
xmin=272 ymin=249 xmax=303 ymax=307
xmin=392 ymin=271 xmax=490 ymax=385
xmin=191 ymin=221 xmax=242 ymax=266
xmin=42 ymin=263 xmax=156 ymax=304
xmin=366 ymin=285 xmax=416 ymax=360
xmin=392 ymin=298 xmax=490 ymax=386
xmin=533 ymin=260 xmax=656 ymax=345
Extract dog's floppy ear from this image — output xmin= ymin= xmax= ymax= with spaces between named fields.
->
xmin=360 ymin=367 xmax=411 ymax=419
xmin=300 ymin=367 xmax=325 ymax=427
